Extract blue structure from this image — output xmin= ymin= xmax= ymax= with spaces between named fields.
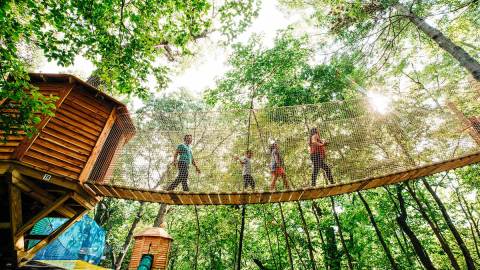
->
xmin=28 ymin=215 xmax=105 ymax=265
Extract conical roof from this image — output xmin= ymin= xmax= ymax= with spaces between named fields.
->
xmin=134 ymin=227 xmax=173 ymax=240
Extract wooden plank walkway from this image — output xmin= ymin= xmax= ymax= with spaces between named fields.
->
xmin=86 ymin=151 xmax=480 ymax=205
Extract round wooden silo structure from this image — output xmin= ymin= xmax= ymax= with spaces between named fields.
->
xmin=0 ymin=73 xmax=134 ymax=268
xmin=128 ymin=227 xmax=173 ymax=270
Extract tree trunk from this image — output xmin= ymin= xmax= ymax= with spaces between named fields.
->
xmin=457 ymin=191 xmax=480 ymax=259
xmin=396 ymin=4 xmax=480 ymax=81
xmin=153 ymin=203 xmax=168 ymax=227
xmin=396 ymin=185 xmax=437 ymax=270
xmin=253 ymin=258 xmax=270 ymax=270
xmin=235 ymin=205 xmax=247 ymax=270
xmin=274 ymin=221 xmax=283 ymax=270
xmin=406 ymin=183 xmax=461 ymax=270
xmin=357 ymin=192 xmax=399 ymax=270
xmin=422 ymin=179 xmax=476 ymax=270
xmin=194 ymin=206 xmax=201 ymax=270
xmin=168 ymin=247 xmax=177 ymax=270
xmin=296 ymin=201 xmax=316 ymax=270
xmin=330 ymin=197 xmax=354 ymax=270
xmin=94 ymin=198 xmax=110 ymax=227
xmin=110 ymin=247 xmax=116 ymax=270
xmin=312 ymin=202 xmax=329 ymax=270
xmin=393 ymin=230 xmax=415 ymax=267
xmin=324 ymin=226 xmax=341 ymax=270
xmin=278 ymin=203 xmax=294 ymax=270
xmin=114 ymin=202 xmax=146 ymax=270
xmin=262 ymin=206 xmax=279 ymax=270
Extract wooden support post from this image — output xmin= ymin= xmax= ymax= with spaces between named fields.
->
xmin=78 ymin=107 xmax=117 ymax=183
xmin=15 ymin=192 xmax=72 ymax=240
xmin=72 ymin=192 xmax=97 ymax=210
xmin=11 ymin=170 xmax=76 ymax=218
xmin=8 ymin=173 xmax=24 ymax=263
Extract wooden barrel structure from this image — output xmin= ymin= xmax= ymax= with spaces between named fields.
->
xmin=128 ymin=227 xmax=173 ymax=270
xmin=0 ymin=73 xmax=134 ymax=267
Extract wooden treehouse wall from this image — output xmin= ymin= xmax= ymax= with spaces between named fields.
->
xmin=0 ymin=74 xmax=133 ymax=184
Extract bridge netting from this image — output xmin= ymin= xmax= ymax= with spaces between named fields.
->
xmin=87 ymin=87 xmax=480 ymax=197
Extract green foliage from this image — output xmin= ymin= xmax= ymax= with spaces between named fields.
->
xmin=204 ymin=31 xmax=362 ymax=108
xmin=91 ymin=2 xmax=480 ymax=269
xmin=0 ymin=0 xmax=259 ymax=134
xmin=0 ymin=73 xmax=57 ymax=138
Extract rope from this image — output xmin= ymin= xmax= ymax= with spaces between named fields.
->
xmin=89 ymin=84 xmax=480 ymax=195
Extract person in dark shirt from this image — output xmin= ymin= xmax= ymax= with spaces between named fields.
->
xmin=309 ymin=128 xmax=334 ymax=186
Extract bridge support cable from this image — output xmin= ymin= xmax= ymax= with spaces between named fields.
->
xmin=235 ymin=205 xmax=247 ymax=270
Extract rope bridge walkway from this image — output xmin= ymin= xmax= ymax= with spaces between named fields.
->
xmin=86 ymin=93 xmax=480 ymax=205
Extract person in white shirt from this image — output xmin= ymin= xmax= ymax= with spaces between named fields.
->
xmin=235 ymin=150 xmax=255 ymax=190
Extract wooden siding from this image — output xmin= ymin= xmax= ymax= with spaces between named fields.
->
xmin=22 ymin=86 xmax=114 ymax=180
xmin=0 ymin=83 xmax=64 ymax=160
xmin=128 ymin=236 xmax=172 ymax=270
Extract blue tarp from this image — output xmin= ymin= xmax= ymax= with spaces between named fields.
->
xmin=29 ymin=215 xmax=105 ymax=265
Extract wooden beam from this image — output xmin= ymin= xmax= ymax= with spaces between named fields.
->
xmin=19 ymin=209 xmax=87 ymax=262
xmin=71 ymin=192 xmax=97 ymax=210
xmin=10 ymin=162 xmax=80 ymax=192
xmin=86 ymin=151 xmax=480 ymax=205
xmin=0 ymin=222 xmax=10 ymax=229
xmin=24 ymin=235 xmax=49 ymax=240
xmin=78 ymin=107 xmax=117 ymax=183
xmin=8 ymin=176 xmax=24 ymax=260
xmin=11 ymin=170 xmax=76 ymax=218
xmin=0 ymin=162 xmax=12 ymax=175
xmin=14 ymin=84 xmax=75 ymax=160
xmin=15 ymin=192 xmax=72 ymax=240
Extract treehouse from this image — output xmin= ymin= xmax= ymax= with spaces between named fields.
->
xmin=0 ymin=73 xmax=134 ymax=266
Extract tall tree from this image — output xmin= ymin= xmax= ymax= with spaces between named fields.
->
xmin=357 ymin=192 xmax=399 ymax=270
xmin=422 ymin=178 xmax=477 ymax=270
xmin=330 ymin=197 xmax=354 ymax=270
xmin=405 ymin=183 xmax=461 ymax=270
xmin=282 ymin=0 xmax=480 ymax=81
xmin=395 ymin=185 xmax=437 ymax=269
xmin=205 ymin=31 xmax=361 ymax=108
xmin=296 ymin=201 xmax=316 ymax=270
xmin=1 ymin=0 xmax=259 ymax=134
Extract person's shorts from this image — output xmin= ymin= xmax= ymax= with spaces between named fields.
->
xmin=272 ymin=167 xmax=285 ymax=176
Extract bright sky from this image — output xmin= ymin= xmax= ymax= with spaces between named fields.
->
xmin=37 ymin=1 xmax=303 ymax=98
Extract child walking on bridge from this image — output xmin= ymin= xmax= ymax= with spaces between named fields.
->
xmin=235 ymin=150 xmax=255 ymax=190
xmin=269 ymin=142 xmax=289 ymax=191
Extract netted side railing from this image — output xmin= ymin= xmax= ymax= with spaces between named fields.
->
xmin=88 ymin=93 xmax=480 ymax=193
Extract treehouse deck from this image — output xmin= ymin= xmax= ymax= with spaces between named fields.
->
xmin=86 ymin=151 xmax=480 ymax=205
